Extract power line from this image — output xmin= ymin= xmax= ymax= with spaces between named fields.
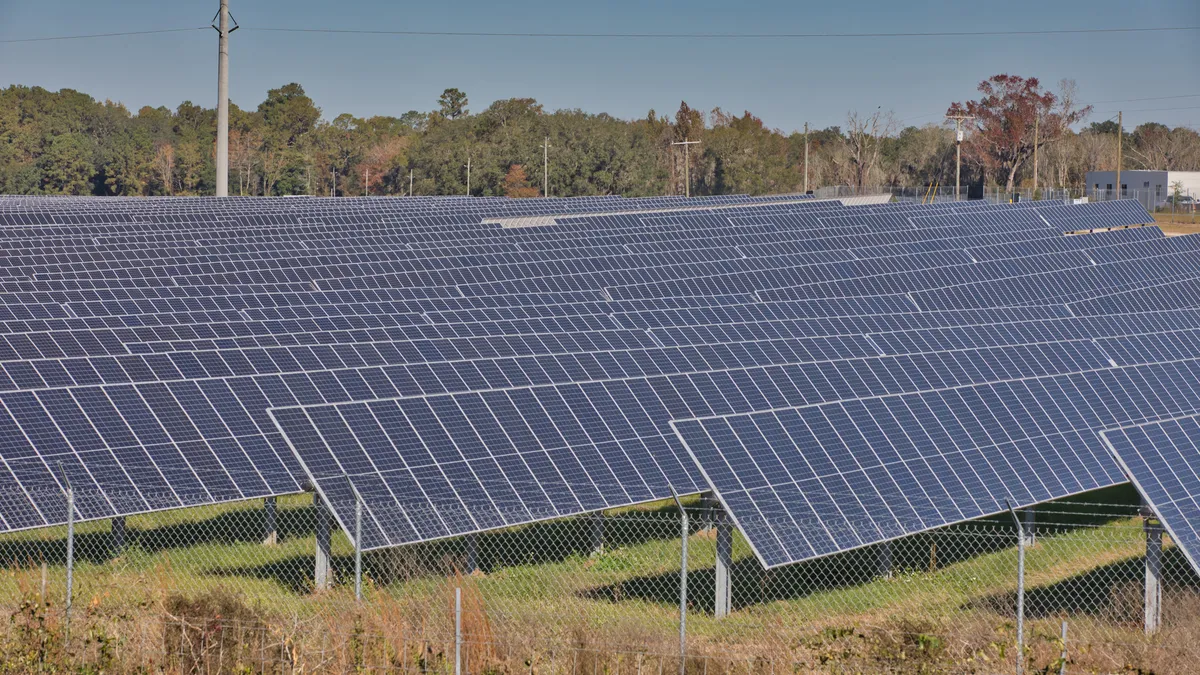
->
xmin=242 ymin=25 xmax=1200 ymax=40
xmin=0 ymin=27 xmax=208 ymax=44
xmin=1086 ymin=93 xmax=1200 ymax=104
xmin=6 ymin=24 xmax=1198 ymax=46
xmin=1093 ymin=105 xmax=1200 ymax=115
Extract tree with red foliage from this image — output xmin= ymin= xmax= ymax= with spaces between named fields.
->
xmin=503 ymin=164 xmax=540 ymax=198
xmin=947 ymin=75 xmax=1090 ymax=193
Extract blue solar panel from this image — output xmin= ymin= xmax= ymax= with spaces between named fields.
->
xmin=1101 ymin=414 xmax=1200 ymax=576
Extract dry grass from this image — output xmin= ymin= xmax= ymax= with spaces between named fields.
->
xmin=1 ymin=497 xmax=1197 ymax=672
xmin=1154 ymin=212 xmax=1200 ymax=235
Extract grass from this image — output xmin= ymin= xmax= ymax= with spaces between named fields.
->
xmin=1 ymin=491 xmax=1198 ymax=672
xmin=1154 ymin=211 xmax=1200 ymax=235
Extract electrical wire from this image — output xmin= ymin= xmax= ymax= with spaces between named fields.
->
xmin=243 ymin=25 xmax=1200 ymax=39
xmin=0 ymin=27 xmax=209 ymax=44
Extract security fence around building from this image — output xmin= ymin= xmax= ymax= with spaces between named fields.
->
xmin=0 ymin=489 xmax=1197 ymax=674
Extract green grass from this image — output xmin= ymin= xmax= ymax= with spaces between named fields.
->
xmin=0 ymin=491 xmax=1177 ymax=653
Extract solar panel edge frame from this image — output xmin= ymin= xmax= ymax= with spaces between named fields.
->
xmin=1098 ymin=415 xmax=1200 ymax=577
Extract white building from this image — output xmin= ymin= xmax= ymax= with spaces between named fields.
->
xmin=1085 ymin=170 xmax=1200 ymax=206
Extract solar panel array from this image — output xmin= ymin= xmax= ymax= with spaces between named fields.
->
xmin=1101 ymin=415 xmax=1200 ymax=575
xmin=3 ymin=192 xmax=1195 ymax=573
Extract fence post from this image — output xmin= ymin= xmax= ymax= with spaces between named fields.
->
xmin=454 ymin=586 xmax=463 ymax=675
xmin=1023 ymin=507 xmax=1036 ymax=546
xmin=263 ymin=496 xmax=278 ymax=546
xmin=1008 ymin=503 xmax=1025 ymax=675
xmin=111 ymin=516 xmax=126 ymax=555
xmin=1144 ymin=514 xmax=1163 ymax=634
xmin=65 ymin=485 xmax=74 ymax=644
xmin=354 ymin=495 xmax=363 ymax=602
xmin=1058 ymin=620 xmax=1068 ymax=675
xmin=314 ymin=493 xmax=331 ymax=591
xmin=714 ymin=509 xmax=732 ymax=618
xmin=679 ymin=506 xmax=688 ymax=674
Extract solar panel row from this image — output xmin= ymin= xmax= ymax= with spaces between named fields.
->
xmin=0 ymin=193 xmax=1190 ymax=578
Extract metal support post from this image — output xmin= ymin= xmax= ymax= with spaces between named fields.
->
xmin=464 ymin=533 xmax=478 ymax=574
xmin=1008 ymin=503 xmax=1025 ymax=675
xmin=65 ymin=486 xmax=74 ymax=642
xmin=454 ymin=587 xmax=463 ymax=675
xmin=1145 ymin=515 xmax=1162 ymax=634
xmin=714 ymin=510 xmax=732 ymax=619
xmin=1024 ymin=507 xmax=1036 ymax=546
xmin=590 ymin=512 xmax=605 ymax=555
xmin=354 ymin=496 xmax=363 ymax=601
xmin=263 ymin=496 xmax=278 ymax=546
xmin=877 ymin=541 xmax=893 ymax=579
xmin=1058 ymin=620 xmax=1068 ymax=675
xmin=111 ymin=516 xmax=126 ymax=555
xmin=670 ymin=486 xmax=688 ymax=675
xmin=314 ymin=493 xmax=331 ymax=591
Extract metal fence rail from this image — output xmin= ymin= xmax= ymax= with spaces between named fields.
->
xmin=0 ymin=489 xmax=1197 ymax=673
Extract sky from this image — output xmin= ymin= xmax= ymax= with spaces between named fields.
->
xmin=1 ymin=0 xmax=1198 ymax=134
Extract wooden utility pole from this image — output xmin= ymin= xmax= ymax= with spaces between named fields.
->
xmin=1032 ymin=115 xmax=1039 ymax=199
xmin=1116 ymin=111 xmax=1123 ymax=200
xmin=409 ymin=170 xmax=414 ymax=197
xmin=803 ymin=122 xmax=809 ymax=193
xmin=466 ymin=157 xmax=471 ymax=196
xmin=671 ymin=137 xmax=701 ymax=198
xmin=947 ymin=114 xmax=975 ymax=201
xmin=543 ymin=137 xmax=550 ymax=197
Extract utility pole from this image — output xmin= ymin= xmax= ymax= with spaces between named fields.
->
xmin=947 ymin=114 xmax=974 ymax=201
xmin=409 ymin=170 xmax=414 ymax=197
xmin=364 ymin=169 xmax=369 ymax=196
xmin=1032 ymin=115 xmax=1039 ymax=199
xmin=213 ymin=0 xmax=235 ymax=197
xmin=331 ymin=169 xmax=336 ymax=197
xmin=803 ymin=122 xmax=809 ymax=193
xmin=1116 ymin=111 xmax=1123 ymax=201
xmin=543 ymin=137 xmax=550 ymax=197
xmin=466 ymin=157 xmax=471 ymax=196
xmin=671 ymin=137 xmax=701 ymax=198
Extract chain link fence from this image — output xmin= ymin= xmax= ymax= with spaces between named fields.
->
xmin=1 ymin=489 xmax=1198 ymax=673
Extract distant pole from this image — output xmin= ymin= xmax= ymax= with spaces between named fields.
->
xmin=1116 ymin=111 xmax=1123 ymax=200
xmin=466 ymin=157 xmax=471 ymax=196
xmin=214 ymin=0 xmax=231 ymax=197
xmin=671 ymin=138 xmax=701 ymax=198
xmin=947 ymin=114 xmax=974 ymax=201
xmin=409 ymin=170 xmax=414 ymax=197
xmin=364 ymin=169 xmax=369 ymax=196
xmin=1032 ymin=115 xmax=1040 ymax=199
xmin=543 ymin=137 xmax=550 ymax=197
xmin=803 ymin=122 xmax=809 ymax=193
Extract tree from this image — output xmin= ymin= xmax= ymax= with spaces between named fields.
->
xmin=438 ymin=88 xmax=469 ymax=119
xmin=947 ymin=74 xmax=1091 ymax=193
xmin=502 ymin=164 xmax=540 ymax=198
xmin=258 ymin=83 xmax=321 ymax=147
xmin=1086 ymin=120 xmax=1121 ymax=136
xmin=843 ymin=108 xmax=894 ymax=188
xmin=38 ymin=133 xmax=94 ymax=194
xmin=153 ymin=142 xmax=175 ymax=194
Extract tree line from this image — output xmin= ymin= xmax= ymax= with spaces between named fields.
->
xmin=2 ymin=75 xmax=1197 ymax=198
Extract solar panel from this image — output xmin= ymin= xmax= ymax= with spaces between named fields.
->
xmin=0 ymin=193 xmax=1188 ymax=552
xmin=1100 ymin=414 xmax=1200 ymax=576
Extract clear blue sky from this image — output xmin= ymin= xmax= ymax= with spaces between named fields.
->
xmin=1 ymin=0 xmax=1197 ymax=133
